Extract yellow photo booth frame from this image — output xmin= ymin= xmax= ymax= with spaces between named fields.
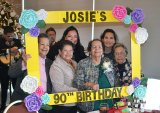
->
xmin=25 ymin=10 xmax=141 ymax=105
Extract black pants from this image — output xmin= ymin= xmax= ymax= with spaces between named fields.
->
xmin=0 ymin=66 xmax=9 ymax=109
xmin=51 ymin=105 xmax=77 ymax=113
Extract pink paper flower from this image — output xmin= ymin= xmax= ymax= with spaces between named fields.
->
xmin=35 ymin=86 xmax=44 ymax=97
xmin=129 ymin=23 xmax=138 ymax=32
xmin=112 ymin=5 xmax=127 ymax=21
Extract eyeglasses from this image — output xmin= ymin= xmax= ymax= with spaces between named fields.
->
xmin=114 ymin=52 xmax=126 ymax=56
xmin=91 ymin=46 xmax=103 ymax=49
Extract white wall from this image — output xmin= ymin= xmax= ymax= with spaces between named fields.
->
xmin=24 ymin=0 xmax=160 ymax=79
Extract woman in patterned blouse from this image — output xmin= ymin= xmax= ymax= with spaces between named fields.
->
xmin=113 ymin=43 xmax=132 ymax=86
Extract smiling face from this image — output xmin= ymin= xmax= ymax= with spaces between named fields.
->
xmin=59 ymin=44 xmax=73 ymax=62
xmin=38 ymin=37 xmax=50 ymax=58
xmin=114 ymin=46 xmax=126 ymax=64
xmin=90 ymin=40 xmax=103 ymax=58
xmin=64 ymin=30 xmax=78 ymax=44
xmin=102 ymin=32 xmax=116 ymax=48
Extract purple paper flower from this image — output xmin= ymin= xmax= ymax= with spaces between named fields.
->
xmin=29 ymin=26 xmax=40 ymax=37
xmin=131 ymin=8 xmax=144 ymax=24
xmin=132 ymin=77 xmax=141 ymax=87
xmin=24 ymin=93 xmax=42 ymax=112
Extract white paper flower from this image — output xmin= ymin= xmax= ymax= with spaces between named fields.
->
xmin=10 ymin=10 xmax=16 ymax=17
xmin=36 ymin=9 xmax=48 ymax=20
xmin=20 ymin=76 xmax=38 ymax=94
xmin=135 ymin=27 xmax=148 ymax=44
xmin=103 ymin=61 xmax=111 ymax=69
xmin=127 ymin=84 xmax=135 ymax=95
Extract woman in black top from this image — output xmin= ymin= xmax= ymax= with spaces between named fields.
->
xmin=113 ymin=43 xmax=132 ymax=86
xmin=47 ymin=26 xmax=86 ymax=62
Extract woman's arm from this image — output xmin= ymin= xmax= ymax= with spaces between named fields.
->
xmin=73 ymin=60 xmax=96 ymax=90
xmin=50 ymin=65 xmax=77 ymax=92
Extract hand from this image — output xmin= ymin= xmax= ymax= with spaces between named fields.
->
xmin=22 ymin=52 xmax=31 ymax=66
xmin=92 ymin=84 xmax=99 ymax=91
xmin=84 ymin=82 xmax=99 ymax=90
xmin=10 ymin=47 xmax=18 ymax=55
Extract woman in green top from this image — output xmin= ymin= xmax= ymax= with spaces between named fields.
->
xmin=73 ymin=39 xmax=115 ymax=112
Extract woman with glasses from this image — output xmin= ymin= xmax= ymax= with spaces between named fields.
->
xmin=73 ymin=39 xmax=115 ymax=112
xmin=113 ymin=43 xmax=132 ymax=86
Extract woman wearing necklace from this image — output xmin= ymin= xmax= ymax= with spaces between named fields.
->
xmin=113 ymin=43 xmax=132 ymax=86
xmin=73 ymin=39 xmax=115 ymax=113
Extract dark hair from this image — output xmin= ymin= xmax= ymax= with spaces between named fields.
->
xmin=38 ymin=33 xmax=49 ymax=43
xmin=45 ymin=27 xmax=56 ymax=34
xmin=87 ymin=39 xmax=105 ymax=52
xmin=3 ymin=26 xmax=14 ymax=34
xmin=100 ymin=29 xmax=118 ymax=43
xmin=113 ymin=43 xmax=128 ymax=56
xmin=60 ymin=26 xmax=82 ymax=46
xmin=59 ymin=40 xmax=74 ymax=51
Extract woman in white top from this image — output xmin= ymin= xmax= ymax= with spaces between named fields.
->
xmin=49 ymin=40 xmax=77 ymax=113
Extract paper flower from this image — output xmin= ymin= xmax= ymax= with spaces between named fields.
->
xmin=41 ymin=93 xmax=50 ymax=104
xmin=29 ymin=26 xmax=40 ymax=37
xmin=103 ymin=61 xmax=113 ymax=72
xmin=24 ymin=93 xmax=42 ymax=112
xmin=132 ymin=77 xmax=141 ymax=87
xmin=129 ymin=23 xmax=138 ymax=32
xmin=35 ymin=86 xmax=44 ymax=97
xmin=36 ymin=9 xmax=48 ymax=20
xmin=123 ymin=15 xmax=131 ymax=24
xmin=19 ymin=9 xmax=38 ymax=29
xmin=103 ymin=61 xmax=111 ymax=69
xmin=134 ymin=85 xmax=147 ymax=100
xmin=20 ymin=76 xmax=38 ymax=94
xmin=112 ymin=5 xmax=127 ymax=21
xmin=135 ymin=27 xmax=148 ymax=44
xmin=127 ymin=84 xmax=135 ymax=95
xmin=131 ymin=8 xmax=144 ymax=24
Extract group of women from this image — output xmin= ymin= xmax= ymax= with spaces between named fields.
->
xmin=47 ymin=26 xmax=132 ymax=113
xmin=9 ymin=25 xmax=132 ymax=113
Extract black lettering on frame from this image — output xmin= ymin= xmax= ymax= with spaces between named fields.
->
xmin=90 ymin=11 xmax=96 ymax=22
xmin=100 ymin=11 xmax=107 ymax=21
xmin=78 ymin=12 xmax=84 ymax=22
xmin=63 ymin=12 xmax=69 ymax=23
xmin=85 ymin=11 xmax=89 ymax=22
xmin=70 ymin=12 xmax=77 ymax=22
